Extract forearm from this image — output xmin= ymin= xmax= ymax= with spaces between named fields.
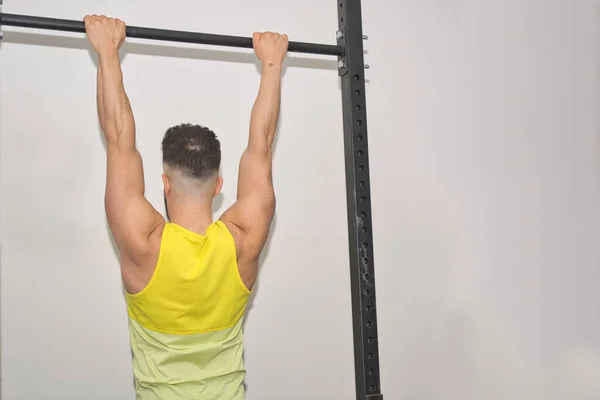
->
xmin=248 ymin=62 xmax=283 ymax=153
xmin=97 ymin=50 xmax=135 ymax=148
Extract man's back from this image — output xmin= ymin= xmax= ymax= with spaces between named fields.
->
xmin=126 ymin=221 xmax=251 ymax=400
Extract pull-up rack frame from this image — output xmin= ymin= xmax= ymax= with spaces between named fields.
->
xmin=0 ymin=1 xmax=383 ymax=399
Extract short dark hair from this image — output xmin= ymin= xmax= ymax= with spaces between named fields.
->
xmin=161 ymin=124 xmax=221 ymax=181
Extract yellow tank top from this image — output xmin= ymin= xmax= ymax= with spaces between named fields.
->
xmin=125 ymin=220 xmax=252 ymax=400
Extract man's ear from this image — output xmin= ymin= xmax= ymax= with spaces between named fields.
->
xmin=162 ymin=173 xmax=171 ymax=196
xmin=214 ymin=176 xmax=224 ymax=197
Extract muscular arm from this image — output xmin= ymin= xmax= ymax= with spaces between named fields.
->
xmin=97 ymin=51 xmax=135 ymax=148
xmin=247 ymin=62 xmax=282 ymax=155
xmin=89 ymin=17 xmax=163 ymax=262
xmin=237 ymin=61 xmax=282 ymax=220
xmin=221 ymin=32 xmax=288 ymax=265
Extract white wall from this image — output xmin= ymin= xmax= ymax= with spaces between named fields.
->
xmin=1 ymin=0 xmax=600 ymax=399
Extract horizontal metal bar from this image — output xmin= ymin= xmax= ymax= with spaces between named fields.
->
xmin=0 ymin=13 xmax=344 ymax=56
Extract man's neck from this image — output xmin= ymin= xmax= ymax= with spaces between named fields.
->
xmin=167 ymin=197 xmax=214 ymax=236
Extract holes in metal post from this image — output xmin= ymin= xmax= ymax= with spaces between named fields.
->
xmin=360 ymin=196 xmax=367 ymax=202
xmin=363 ymin=273 xmax=370 ymax=281
xmin=358 ymin=151 xmax=364 ymax=157
xmin=368 ymin=353 xmax=374 ymax=360
xmin=357 ymin=135 xmax=364 ymax=141
xmin=365 ymin=305 xmax=372 ymax=312
xmin=356 ymin=120 xmax=363 ymax=127
xmin=361 ymin=227 xmax=368 ymax=233
xmin=368 ymin=368 xmax=374 ymax=376
xmin=362 ymin=257 xmax=369 ymax=266
xmin=358 ymin=165 xmax=364 ymax=172
xmin=359 ymin=180 xmax=365 ymax=187
xmin=355 ymin=89 xmax=361 ymax=96
xmin=364 ymin=289 xmax=371 ymax=296
xmin=354 ymin=74 xmax=361 ymax=81
xmin=356 ymin=104 xmax=362 ymax=111
xmin=361 ymin=242 xmax=369 ymax=249
xmin=370 ymin=385 xmax=377 ymax=392
xmin=366 ymin=321 xmax=373 ymax=328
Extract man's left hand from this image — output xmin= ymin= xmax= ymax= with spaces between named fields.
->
xmin=84 ymin=15 xmax=126 ymax=57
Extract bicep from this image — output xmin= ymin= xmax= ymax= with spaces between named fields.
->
xmin=105 ymin=145 xmax=163 ymax=257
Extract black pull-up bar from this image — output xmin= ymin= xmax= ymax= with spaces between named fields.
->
xmin=0 ymin=13 xmax=345 ymax=57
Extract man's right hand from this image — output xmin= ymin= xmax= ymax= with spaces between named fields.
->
xmin=252 ymin=32 xmax=289 ymax=65
xmin=84 ymin=15 xmax=126 ymax=57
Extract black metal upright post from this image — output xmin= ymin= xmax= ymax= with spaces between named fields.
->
xmin=337 ymin=1 xmax=383 ymax=400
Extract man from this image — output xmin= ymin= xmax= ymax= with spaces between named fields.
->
xmin=84 ymin=14 xmax=288 ymax=400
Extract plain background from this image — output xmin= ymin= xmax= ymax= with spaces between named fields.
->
xmin=2 ymin=0 xmax=600 ymax=399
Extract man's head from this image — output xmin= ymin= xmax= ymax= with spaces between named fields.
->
xmin=161 ymin=124 xmax=223 ymax=216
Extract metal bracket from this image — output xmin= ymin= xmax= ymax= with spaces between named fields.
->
xmin=336 ymin=27 xmax=348 ymax=76
xmin=337 ymin=27 xmax=371 ymax=76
